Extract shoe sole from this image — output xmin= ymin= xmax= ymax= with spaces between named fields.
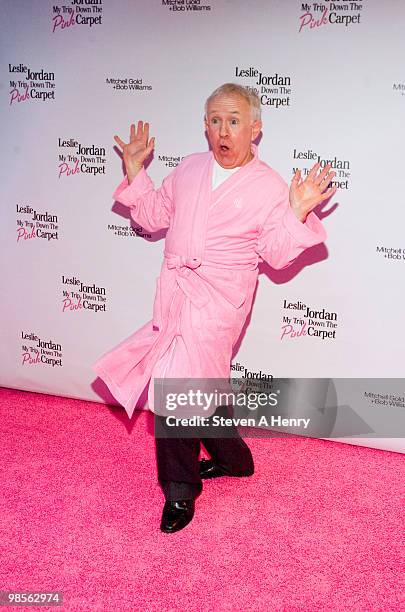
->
xmin=160 ymin=516 xmax=194 ymax=533
xmin=200 ymin=470 xmax=254 ymax=479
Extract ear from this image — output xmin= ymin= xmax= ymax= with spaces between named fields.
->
xmin=204 ymin=116 xmax=208 ymax=131
xmin=251 ymin=120 xmax=262 ymax=141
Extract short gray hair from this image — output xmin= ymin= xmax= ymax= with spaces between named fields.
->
xmin=205 ymin=83 xmax=262 ymax=122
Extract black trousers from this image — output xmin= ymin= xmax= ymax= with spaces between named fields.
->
xmin=154 ymin=405 xmax=254 ymax=501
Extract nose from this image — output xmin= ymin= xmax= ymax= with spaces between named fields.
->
xmin=219 ymin=121 xmax=229 ymax=138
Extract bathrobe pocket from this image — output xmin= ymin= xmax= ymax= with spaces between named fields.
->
xmin=207 ymin=268 xmax=254 ymax=334
xmin=215 ymin=297 xmax=247 ymax=333
xmin=191 ymin=286 xmax=247 ymax=334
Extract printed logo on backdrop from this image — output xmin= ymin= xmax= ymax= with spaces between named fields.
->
xmin=376 ymin=246 xmax=405 ymax=262
xmin=392 ymin=82 xmax=405 ymax=97
xmin=364 ymin=390 xmax=405 ymax=409
xmin=230 ymin=362 xmax=274 ymax=394
xmin=298 ymin=0 xmax=365 ymax=33
xmin=62 ymin=275 xmax=107 ymax=313
xmin=105 ymin=76 xmax=152 ymax=92
xmin=58 ymin=138 xmax=106 ymax=179
xmin=161 ymin=0 xmax=212 ymax=13
xmin=281 ymin=300 xmax=338 ymax=341
xmin=16 ymin=205 xmax=59 ymax=244
xmin=158 ymin=154 xmax=185 ymax=169
xmin=108 ymin=223 xmax=151 ymax=239
xmin=234 ymin=67 xmax=292 ymax=110
xmin=51 ymin=1 xmax=103 ymax=33
xmin=293 ymin=148 xmax=351 ymax=190
xmin=21 ymin=332 xmax=62 ymax=368
xmin=9 ymin=64 xmax=55 ymax=106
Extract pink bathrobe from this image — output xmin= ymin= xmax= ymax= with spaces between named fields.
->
xmin=92 ymin=144 xmax=327 ymax=419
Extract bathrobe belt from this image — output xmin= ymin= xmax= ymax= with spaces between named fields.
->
xmin=164 ymin=251 xmax=246 ymax=310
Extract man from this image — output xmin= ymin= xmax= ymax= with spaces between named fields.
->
xmin=92 ymin=83 xmax=336 ymax=533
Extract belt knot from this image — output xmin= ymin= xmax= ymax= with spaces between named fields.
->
xmin=165 ymin=252 xmax=201 ymax=272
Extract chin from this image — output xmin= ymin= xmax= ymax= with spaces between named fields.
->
xmin=216 ymin=154 xmax=236 ymax=168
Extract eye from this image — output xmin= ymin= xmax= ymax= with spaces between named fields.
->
xmin=211 ymin=118 xmax=219 ymax=124
xmin=231 ymin=119 xmax=239 ymax=125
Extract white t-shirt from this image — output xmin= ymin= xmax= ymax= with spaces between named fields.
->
xmin=212 ymin=159 xmax=240 ymax=190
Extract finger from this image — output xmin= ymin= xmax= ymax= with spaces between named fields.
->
xmin=307 ymin=162 xmax=321 ymax=181
xmin=143 ymin=122 xmax=150 ymax=144
xmin=136 ymin=120 xmax=143 ymax=140
xmin=320 ymin=185 xmax=338 ymax=200
xmin=114 ymin=134 xmax=125 ymax=150
xmin=319 ymin=171 xmax=336 ymax=191
xmin=138 ymin=137 xmax=155 ymax=163
xmin=314 ymin=163 xmax=332 ymax=185
xmin=291 ymin=169 xmax=300 ymax=182
xmin=130 ymin=123 xmax=136 ymax=142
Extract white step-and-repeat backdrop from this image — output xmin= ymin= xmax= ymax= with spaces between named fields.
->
xmin=2 ymin=0 xmax=404 ymax=453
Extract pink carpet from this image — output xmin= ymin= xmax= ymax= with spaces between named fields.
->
xmin=0 ymin=387 xmax=403 ymax=611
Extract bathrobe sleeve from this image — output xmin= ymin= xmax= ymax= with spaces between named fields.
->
xmin=112 ymin=166 xmax=175 ymax=233
xmin=256 ymin=181 xmax=327 ymax=270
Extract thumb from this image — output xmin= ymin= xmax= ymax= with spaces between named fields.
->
xmin=289 ymin=176 xmax=297 ymax=194
xmin=147 ymin=137 xmax=155 ymax=153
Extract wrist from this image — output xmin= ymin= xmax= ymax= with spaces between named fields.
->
xmin=290 ymin=204 xmax=306 ymax=223
xmin=127 ymin=165 xmax=143 ymax=184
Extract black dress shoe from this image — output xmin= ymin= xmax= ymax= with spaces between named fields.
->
xmin=199 ymin=458 xmax=254 ymax=479
xmin=160 ymin=499 xmax=195 ymax=533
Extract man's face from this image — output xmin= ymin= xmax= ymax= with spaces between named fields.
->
xmin=205 ymin=94 xmax=262 ymax=169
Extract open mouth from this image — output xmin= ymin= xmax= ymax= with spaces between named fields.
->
xmin=220 ymin=144 xmax=230 ymax=152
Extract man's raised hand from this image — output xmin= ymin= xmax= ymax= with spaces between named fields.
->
xmin=289 ymin=162 xmax=337 ymax=223
xmin=114 ymin=121 xmax=155 ymax=184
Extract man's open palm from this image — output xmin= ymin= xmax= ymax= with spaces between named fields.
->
xmin=289 ymin=162 xmax=337 ymax=222
xmin=114 ymin=121 xmax=155 ymax=183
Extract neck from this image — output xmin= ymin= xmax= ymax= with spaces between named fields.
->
xmin=240 ymin=147 xmax=254 ymax=166
xmin=245 ymin=150 xmax=254 ymax=165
